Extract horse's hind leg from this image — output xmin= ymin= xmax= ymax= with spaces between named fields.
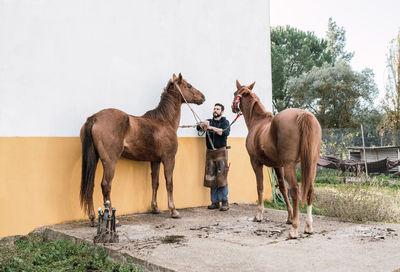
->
xmin=304 ymin=163 xmax=317 ymax=234
xmin=162 ymin=157 xmax=180 ymax=218
xmin=151 ymin=161 xmax=161 ymax=214
xmin=274 ymin=167 xmax=293 ymax=224
xmin=100 ymin=160 xmax=117 ymax=208
xmin=285 ymin=164 xmax=300 ymax=239
xmin=88 ymin=201 xmax=96 ymax=227
xmin=250 ymin=159 xmax=264 ymax=222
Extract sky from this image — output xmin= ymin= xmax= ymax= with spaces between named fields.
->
xmin=270 ymin=0 xmax=400 ymax=101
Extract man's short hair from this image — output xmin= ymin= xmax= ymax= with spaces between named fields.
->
xmin=215 ymin=103 xmax=224 ymax=111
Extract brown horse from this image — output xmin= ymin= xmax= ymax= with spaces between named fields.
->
xmin=232 ymin=81 xmax=321 ymax=238
xmin=80 ymin=73 xmax=205 ymax=226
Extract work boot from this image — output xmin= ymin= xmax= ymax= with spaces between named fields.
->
xmin=208 ymin=202 xmax=220 ymax=209
xmin=220 ymin=201 xmax=229 ymax=211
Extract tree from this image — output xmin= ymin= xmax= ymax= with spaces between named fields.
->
xmin=381 ymin=31 xmax=400 ymax=131
xmin=325 ymin=17 xmax=354 ymax=63
xmin=287 ymin=61 xmax=379 ymax=128
xmin=271 ymin=26 xmax=333 ymax=111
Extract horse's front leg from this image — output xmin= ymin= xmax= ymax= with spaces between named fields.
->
xmin=250 ymin=159 xmax=264 ymax=222
xmin=162 ymin=158 xmax=180 ymax=218
xmin=150 ymin=161 xmax=161 ymax=214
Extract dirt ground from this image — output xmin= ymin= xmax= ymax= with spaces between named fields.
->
xmin=48 ymin=204 xmax=400 ymax=272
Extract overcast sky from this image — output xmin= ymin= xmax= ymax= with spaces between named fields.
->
xmin=270 ymin=0 xmax=400 ymax=101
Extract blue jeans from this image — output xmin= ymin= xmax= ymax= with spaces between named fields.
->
xmin=211 ymin=185 xmax=228 ymax=203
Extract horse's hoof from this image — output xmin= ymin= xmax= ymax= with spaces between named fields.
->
xmin=253 ymin=216 xmax=262 ymax=222
xmin=304 ymin=226 xmax=313 ymax=234
xmin=286 ymin=220 xmax=293 ymax=225
xmin=288 ymin=229 xmax=298 ymax=239
xmin=151 ymin=207 xmax=161 ymax=214
xmin=171 ymin=211 xmax=181 ymax=219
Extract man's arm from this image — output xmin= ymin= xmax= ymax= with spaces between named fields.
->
xmin=209 ymin=127 xmax=223 ymax=136
xmin=208 ymin=119 xmax=230 ymax=136
xmin=221 ymin=119 xmax=230 ymax=136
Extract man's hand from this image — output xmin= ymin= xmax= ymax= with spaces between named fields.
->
xmin=199 ymin=121 xmax=209 ymax=131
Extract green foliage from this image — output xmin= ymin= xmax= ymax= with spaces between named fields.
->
xmin=287 ymin=61 xmax=379 ymax=128
xmin=326 ymin=17 xmax=354 ymax=63
xmin=264 ymin=199 xmax=322 ymax=215
xmin=0 ymin=234 xmax=140 ymax=272
xmin=271 ymin=25 xmax=334 ymax=111
xmin=271 ymin=19 xmax=384 ymax=128
xmin=381 ymin=31 xmax=400 ymax=134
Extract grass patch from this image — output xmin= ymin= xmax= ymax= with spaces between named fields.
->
xmin=314 ymin=183 xmax=400 ymax=223
xmin=0 ymin=233 xmax=140 ymax=272
xmin=265 ymin=175 xmax=400 ymax=223
xmin=264 ymin=199 xmax=322 ymax=215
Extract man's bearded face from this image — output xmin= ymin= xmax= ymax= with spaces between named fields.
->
xmin=213 ymin=106 xmax=223 ymax=118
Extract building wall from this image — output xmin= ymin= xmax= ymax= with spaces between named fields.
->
xmin=0 ymin=0 xmax=272 ymax=238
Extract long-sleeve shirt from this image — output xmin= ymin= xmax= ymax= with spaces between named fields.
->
xmin=197 ymin=117 xmax=230 ymax=150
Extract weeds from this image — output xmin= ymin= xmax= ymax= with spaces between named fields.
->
xmin=267 ymin=171 xmax=400 ymax=223
xmin=314 ymin=182 xmax=400 ymax=223
xmin=0 ymin=233 xmax=140 ymax=272
xmin=264 ymin=200 xmax=322 ymax=215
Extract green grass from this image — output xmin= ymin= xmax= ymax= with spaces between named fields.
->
xmin=265 ymin=179 xmax=400 ymax=223
xmin=313 ymin=183 xmax=400 ymax=223
xmin=264 ymin=198 xmax=323 ymax=216
xmin=0 ymin=233 xmax=140 ymax=272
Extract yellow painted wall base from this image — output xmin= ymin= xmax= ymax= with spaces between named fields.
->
xmin=0 ymin=137 xmax=272 ymax=238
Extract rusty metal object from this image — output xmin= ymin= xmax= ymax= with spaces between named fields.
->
xmin=93 ymin=200 xmax=119 ymax=243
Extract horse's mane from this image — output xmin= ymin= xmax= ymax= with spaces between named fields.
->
xmin=142 ymin=80 xmax=181 ymax=122
xmin=247 ymin=92 xmax=273 ymax=120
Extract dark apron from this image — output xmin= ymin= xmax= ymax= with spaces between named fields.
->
xmin=204 ymin=147 xmax=229 ymax=188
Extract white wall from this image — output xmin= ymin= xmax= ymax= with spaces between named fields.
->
xmin=0 ymin=0 xmax=272 ymax=137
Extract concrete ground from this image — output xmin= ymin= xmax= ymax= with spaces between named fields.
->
xmin=47 ymin=204 xmax=400 ymax=272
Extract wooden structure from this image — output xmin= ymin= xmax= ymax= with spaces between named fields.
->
xmin=348 ymin=146 xmax=400 ymax=173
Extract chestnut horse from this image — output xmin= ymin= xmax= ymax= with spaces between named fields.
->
xmin=80 ymin=73 xmax=205 ymax=226
xmin=232 ymin=81 xmax=321 ymax=238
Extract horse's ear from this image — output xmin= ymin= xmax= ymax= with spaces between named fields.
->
xmin=248 ymin=82 xmax=256 ymax=91
xmin=172 ymin=73 xmax=177 ymax=81
xmin=236 ymin=80 xmax=242 ymax=90
xmin=178 ymin=73 xmax=183 ymax=83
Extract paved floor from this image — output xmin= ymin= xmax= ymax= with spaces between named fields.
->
xmin=48 ymin=204 xmax=400 ymax=272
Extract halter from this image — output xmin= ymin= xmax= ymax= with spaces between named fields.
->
xmin=172 ymin=79 xmax=202 ymax=124
xmin=232 ymin=94 xmax=242 ymax=114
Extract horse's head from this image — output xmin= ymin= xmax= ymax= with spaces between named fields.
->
xmin=232 ymin=80 xmax=255 ymax=113
xmin=173 ymin=73 xmax=205 ymax=105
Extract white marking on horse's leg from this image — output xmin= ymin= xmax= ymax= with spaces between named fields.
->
xmin=254 ymin=204 xmax=264 ymax=222
xmin=304 ymin=204 xmax=313 ymax=234
xmin=288 ymin=226 xmax=299 ymax=239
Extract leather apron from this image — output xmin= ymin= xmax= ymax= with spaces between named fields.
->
xmin=204 ymin=147 xmax=229 ymax=188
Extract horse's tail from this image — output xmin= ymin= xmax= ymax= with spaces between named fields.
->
xmin=80 ymin=116 xmax=99 ymax=215
xmin=297 ymin=112 xmax=321 ymax=207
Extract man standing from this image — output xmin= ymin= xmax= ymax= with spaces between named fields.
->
xmin=197 ymin=103 xmax=230 ymax=211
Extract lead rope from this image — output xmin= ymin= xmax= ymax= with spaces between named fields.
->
xmin=173 ymin=80 xmax=217 ymax=150
xmin=173 ymin=80 xmax=202 ymax=124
